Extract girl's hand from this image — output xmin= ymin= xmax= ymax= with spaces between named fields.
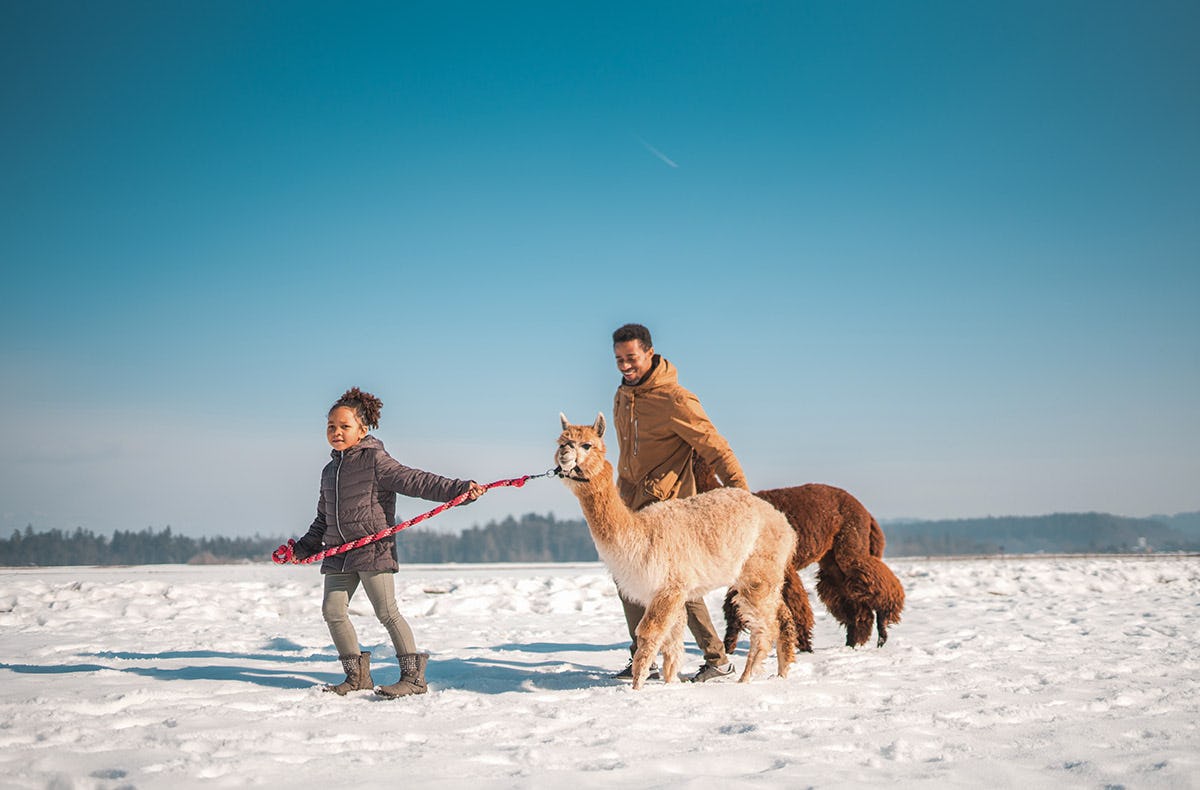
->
xmin=465 ymin=482 xmax=486 ymax=501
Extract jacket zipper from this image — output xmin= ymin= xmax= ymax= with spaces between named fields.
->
xmin=334 ymin=450 xmax=346 ymax=571
xmin=630 ymin=391 xmax=639 ymax=457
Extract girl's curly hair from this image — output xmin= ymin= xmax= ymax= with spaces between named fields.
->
xmin=330 ymin=387 xmax=382 ymax=430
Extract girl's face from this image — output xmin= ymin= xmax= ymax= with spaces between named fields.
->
xmin=327 ymin=406 xmax=368 ymax=452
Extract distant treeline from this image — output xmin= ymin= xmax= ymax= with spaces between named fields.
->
xmin=0 ymin=513 xmax=598 ymax=567
xmin=398 ymin=514 xmax=598 ymax=563
xmin=0 ymin=525 xmax=282 ymax=567
xmin=2 ymin=511 xmax=1197 ymax=567
xmin=883 ymin=512 xmax=1200 ymax=556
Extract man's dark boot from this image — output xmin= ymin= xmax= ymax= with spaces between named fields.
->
xmin=323 ymin=651 xmax=373 ymax=695
xmin=376 ymin=653 xmax=428 ymax=699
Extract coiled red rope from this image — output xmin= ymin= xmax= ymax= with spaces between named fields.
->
xmin=272 ymin=469 xmax=558 ymax=565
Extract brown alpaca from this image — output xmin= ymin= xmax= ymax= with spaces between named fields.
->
xmin=694 ymin=457 xmax=905 ymax=652
xmin=556 ymin=414 xmax=798 ymax=689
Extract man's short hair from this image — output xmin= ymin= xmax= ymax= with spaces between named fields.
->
xmin=612 ymin=323 xmax=653 ymax=350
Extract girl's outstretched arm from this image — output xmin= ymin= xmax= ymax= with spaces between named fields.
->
xmin=375 ymin=450 xmax=474 ymax=503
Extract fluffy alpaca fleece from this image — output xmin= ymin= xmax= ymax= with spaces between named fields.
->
xmin=556 ymin=414 xmax=798 ymax=689
xmin=694 ymin=457 xmax=905 ymax=652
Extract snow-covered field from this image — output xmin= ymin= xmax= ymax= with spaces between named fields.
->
xmin=1 ymin=556 xmax=1197 ymax=789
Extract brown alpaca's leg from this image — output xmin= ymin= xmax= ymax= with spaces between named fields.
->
xmin=816 ymin=554 xmax=861 ymax=645
xmin=776 ymin=601 xmax=797 ymax=677
xmin=722 ymin=588 xmax=743 ymax=655
xmin=782 ymin=564 xmax=813 ymax=653
xmin=632 ymin=588 xmax=685 ymax=690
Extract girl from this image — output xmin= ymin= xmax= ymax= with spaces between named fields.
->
xmin=290 ymin=387 xmax=484 ymax=698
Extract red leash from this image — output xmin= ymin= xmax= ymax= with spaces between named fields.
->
xmin=272 ymin=470 xmax=557 ymax=565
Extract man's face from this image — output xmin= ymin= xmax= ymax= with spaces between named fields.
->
xmin=614 ymin=340 xmax=655 ymax=385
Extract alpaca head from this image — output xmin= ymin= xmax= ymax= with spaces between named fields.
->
xmin=555 ymin=412 xmax=607 ymax=483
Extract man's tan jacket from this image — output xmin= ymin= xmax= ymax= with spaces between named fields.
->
xmin=612 ymin=355 xmax=747 ymax=511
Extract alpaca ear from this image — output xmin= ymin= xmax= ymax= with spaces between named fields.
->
xmin=560 ymin=412 xmax=570 ymax=431
xmin=593 ymin=412 xmax=606 ymax=437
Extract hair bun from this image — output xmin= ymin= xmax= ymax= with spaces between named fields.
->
xmin=333 ymin=387 xmax=383 ymax=430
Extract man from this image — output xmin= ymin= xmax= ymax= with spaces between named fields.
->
xmin=609 ymin=323 xmax=749 ymax=682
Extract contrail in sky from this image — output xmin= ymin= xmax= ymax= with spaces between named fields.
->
xmin=635 ymin=135 xmax=679 ymax=168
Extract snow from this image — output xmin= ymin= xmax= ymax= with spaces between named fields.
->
xmin=2 ymin=556 xmax=1198 ymax=789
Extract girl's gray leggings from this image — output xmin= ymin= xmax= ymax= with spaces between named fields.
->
xmin=322 ymin=571 xmax=416 ymax=657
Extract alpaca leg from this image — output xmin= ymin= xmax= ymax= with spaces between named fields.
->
xmin=775 ymin=601 xmax=797 ymax=678
xmin=817 ymin=554 xmax=871 ymax=647
xmin=836 ymin=570 xmax=876 ymax=648
xmin=731 ymin=578 xmax=780 ymax=683
xmin=740 ymin=611 xmax=782 ymax=683
xmin=741 ymin=630 xmax=769 ymax=683
xmin=782 ymin=564 xmax=813 ymax=653
xmin=660 ymin=612 xmax=686 ymax=683
xmin=816 ymin=554 xmax=850 ymax=629
xmin=632 ymin=588 xmax=685 ymax=690
xmin=721 ymin=587 xmax=743 ymax=655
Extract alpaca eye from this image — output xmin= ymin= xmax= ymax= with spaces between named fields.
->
xmin=581 ymin=443 xmax=592 ymax=450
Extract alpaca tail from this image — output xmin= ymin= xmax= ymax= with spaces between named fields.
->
xmin=869 ymin=516 xmax=886 ymax=558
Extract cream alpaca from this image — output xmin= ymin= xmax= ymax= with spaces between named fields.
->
xmin=555 ymin=413 xmax=798 ymax=689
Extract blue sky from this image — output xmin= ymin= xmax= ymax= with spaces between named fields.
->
xmin=3 ymin=2 xmax=1197 ymax=539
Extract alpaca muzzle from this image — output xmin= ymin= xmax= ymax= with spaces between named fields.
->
xmin=554 ymin=465 xmax=590 ymax=483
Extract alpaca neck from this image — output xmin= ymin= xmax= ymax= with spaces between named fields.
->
xmin=572 ymin=461 xmax=638 ymax=547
